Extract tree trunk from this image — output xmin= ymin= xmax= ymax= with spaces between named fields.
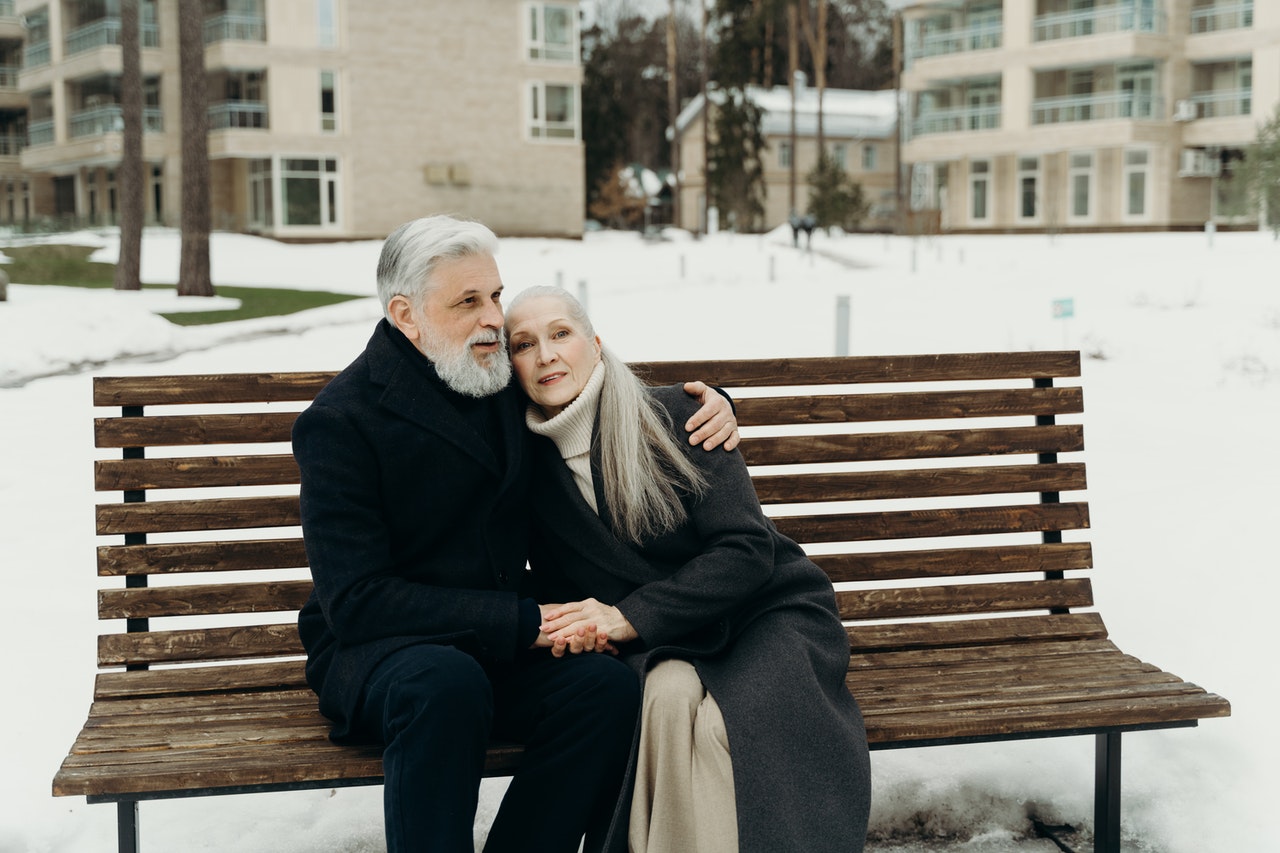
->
xmin=667 ymin=0 xmax=681 ymax=230
xmin=798 ymin=0 xmax=828 ymax=156
xmin=178 ymin=4 xmax=213 ymax=297
xmin=113 ymin=0 xmax=143 ymax=292
xmin=788 ymin=2 xmax=798 ymax=214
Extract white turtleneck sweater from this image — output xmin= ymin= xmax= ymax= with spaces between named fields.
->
xmin=525 ymin=360 xmax=607 ymax=513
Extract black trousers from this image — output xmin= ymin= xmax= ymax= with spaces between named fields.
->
xmin=354 ymin=643 xmax=640 ymax=853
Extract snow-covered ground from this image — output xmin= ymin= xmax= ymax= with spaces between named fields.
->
xmin=0 ymin=225 xmax=1273 ymax=851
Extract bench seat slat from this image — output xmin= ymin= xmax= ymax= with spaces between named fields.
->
xmin=98 ymin=623 xmax=302 ymax=667
xmin=741 ymin=424 xmax=1084 ymax=466
xmin=98 ymin=539 xmax=308 ymax=576
xmin=98 ymin=580 xmax=313 ymax=620
xmin=776 ymin=502 xmax=1090 ymax=544
xmin=734 ymin=387 xmax=1083 ymax=427
xmin=753 ymin=463 xmax=1086 ymax=504
xmin=94 ymin=373 xmax=338 ymax=407
xmin=815 ymin=543 xmax=1093 ymax=583
xmin=96 ymin=455 xmax=300 ymax=491
xmin=94 ymin=660 xmax=307 ymax=700
xmin=848 ymin=638 xmax=1122 ymax=671
xmin=631 ymin=351 xmax=1081 ymax=387
xmin=846 ymin=612 xmax=1109 ymax=653
xmin=96 ymin=496 xmax=300 ymax=535
xmin=837 ymin=578 xmax=1093 ymax=621
xmin=95 ymin=413 xmax=299 ymax=448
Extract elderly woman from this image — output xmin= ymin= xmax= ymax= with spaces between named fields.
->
xmin=506 ymin=286 xmax=871 ymax=853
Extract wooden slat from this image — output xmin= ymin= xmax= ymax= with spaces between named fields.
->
xmin=98 ymin=623 xmax=302 ymax=667
xmin=96 ymin=455 xmax=300 ymax=491
xmin=95 ymin=660 xmax=308 ymax=700
xmin=96 ymin=496 xmax=300 ymax=535
xmin=95 ymin=412 xmax=299 ymax=448
xmin=98 ymin=539 xmax=308 ymax=577
xmin=739 ymin=424 xmax=1084 ymax=466
xmin=753 ymin=463 xmax=1086 ymax=504
xmin=631 ymin=351 xmax=1081 ymax=387
xmin=94 ymin=373 xmax=337 ymax=407
xmin=846 ymin=612 xmax=1110 ymax=653
xmin=836 ymin=578 xmax=1093 ymax=621
xmin=774 ymin=502 xmax=1090 ymax=544
xmin=99 ymin=580 xmax=313 ymax=620
xmin=848 ymin=638 xmax=1120 ymax=671
xmin=814 ymin=543 xmax=1093 ymax=583
xmin=733 ymin=386 xmax=1083 ymax=427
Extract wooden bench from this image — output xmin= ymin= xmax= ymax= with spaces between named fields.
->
xmin=53 ymin=351 xmax=1230 ymax=853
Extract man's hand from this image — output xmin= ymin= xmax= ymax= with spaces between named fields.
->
xmin=541 ymin=599 xmax=638 ymax=658
xmin=683 ymin=381 xmax=740 ymax=451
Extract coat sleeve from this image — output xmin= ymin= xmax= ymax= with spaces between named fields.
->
xmin=294 ymin=401 xmax=521 ymax=660
xmin=614 ymin=388 xmax=776 ymax=646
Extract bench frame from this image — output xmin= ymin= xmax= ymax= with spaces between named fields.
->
xmin=56 ymin=353 xmax=1229 ymax=853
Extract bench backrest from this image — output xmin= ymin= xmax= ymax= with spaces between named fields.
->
xmin=90 ymin=352 xmax=1096 ymax=700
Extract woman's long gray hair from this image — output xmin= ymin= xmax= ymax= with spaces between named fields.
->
xmin=509 ymin=286 xmax=708 ymax=544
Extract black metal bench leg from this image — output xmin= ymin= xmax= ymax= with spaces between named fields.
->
xmin=117 ymin=800 xmax=139 ymax=853
xmin=1094 ymin=732 xmax=1122 ymax=853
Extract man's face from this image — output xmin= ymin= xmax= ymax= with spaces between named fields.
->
xmin=390 ymin=253 xmax=512 ymax=397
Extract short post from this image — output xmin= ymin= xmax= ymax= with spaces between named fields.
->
xmin=910 ymin=238 xmax=918 ymax=274
xmin=679 ymin=254 xmax=686 ymax=279
xmin=769 ymin=255 xmax=775 ymax=283
xmin=555 ymin=270 xmax=564 ymax=289
xmin=835 ymin=295 xmax=850 ymax=356
xmin=577 ymin=280 xmax=588 ymax=313
xmin=0 ymin=268 xmax=8 ymax=301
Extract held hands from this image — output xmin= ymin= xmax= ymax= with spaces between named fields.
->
xmin=683 ymin=381 xmax=740 ymax=452
xmin=537 ymin=599 xmax=639 ymax=659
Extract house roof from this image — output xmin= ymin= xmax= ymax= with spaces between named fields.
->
xmin=675 ymin=84 xmax=898 ymax=140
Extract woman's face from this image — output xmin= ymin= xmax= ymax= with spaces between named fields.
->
xmin=506 ymin=295 xmax=602 ymax=417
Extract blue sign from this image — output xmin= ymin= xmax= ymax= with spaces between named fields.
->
xmin=1052 ymin=298 xmax=1075 ymax=319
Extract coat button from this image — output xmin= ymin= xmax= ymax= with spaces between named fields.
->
xmin=498 ymin=571 xmax=509 ymax=584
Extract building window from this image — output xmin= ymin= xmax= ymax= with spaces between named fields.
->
xmin=779 ymin=141 xmax=792 ymax=168
xmin=526 ymin=2 xmax=577 ymax=62
xmin=151 ymin=165 xmax=163 ymax=223
xmin=248 ymin=158 xmax=273 ymax=229
xmin=830 ymin=144 xmax=846 ymax=169
xmin=970 ymin=159 xmax=991 ymax=222
xmin=1068 ymin=152 xmax=1093 ymax=220
xmin=279 ymin=157 xmax=340 ymax=227
xmin=1123 ymin=149 xmax=1150 ymax=218
xmin=316 ymin=0 xmax=337 ymax=47
xmin=1018 ymin=156 xmax=1040 ymax=220
xmin=320 ymin=70 xmax=336 ymax=132
xmin=528 ymin=82 xmax=577 ymax=140
xmin=862 ymin=144 xmax=877 ymax=171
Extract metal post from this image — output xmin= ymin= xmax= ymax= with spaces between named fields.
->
xmin=1095 ymin=732 xmax=1122 ymax=853
xmin=835 ymin=295 xmax=850 ymax=356
xmin=117 ymin=800 xmax=140 ymax=853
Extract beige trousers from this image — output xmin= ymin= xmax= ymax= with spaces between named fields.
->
xmin=628 ymin=659 xmax=738 ymax=853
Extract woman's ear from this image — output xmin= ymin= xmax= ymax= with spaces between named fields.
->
xmin=593 ymin=335 xmax=602 ymax=356
xmin=387 ymin=295 xmax=420 ymax=342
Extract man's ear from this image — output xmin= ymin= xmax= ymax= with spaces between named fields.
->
xmin=387 ymin=295 xmax=420 ymax=342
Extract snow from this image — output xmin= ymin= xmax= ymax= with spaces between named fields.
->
xmin=1 ymin=225 xmax=1275 ymax=851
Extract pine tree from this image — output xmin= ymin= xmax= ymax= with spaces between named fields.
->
xmin=806 ymin=151 xmax=868 ymax=231
xmin=1239 ymin=109 xmax=1280 ymax=236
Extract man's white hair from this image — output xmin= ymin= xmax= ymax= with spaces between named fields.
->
xmin=375 ymin=215 xmax=500 ymax=319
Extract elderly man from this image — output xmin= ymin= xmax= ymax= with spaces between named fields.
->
xmin=293 ymin=215 xmax=738 ymax=853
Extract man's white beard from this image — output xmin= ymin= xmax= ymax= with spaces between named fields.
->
xmin=421 ymin=326 xmax=512 ymax=398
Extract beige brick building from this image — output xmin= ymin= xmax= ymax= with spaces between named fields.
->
xmin=8 ymin=0 xmax=584 ymax=239
xmin=901 ymin=0 xmax=1279 ymax=232
xmin=673 ymin=83 xmax=899 ymax=233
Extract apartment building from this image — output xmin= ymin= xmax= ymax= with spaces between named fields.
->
xmin=901 ymin=0 xmax=1278 ymax=232
xmin=10 ymin=0 xmax=585 ymax=239
xmin=674 ymin=83 xmax=898 ymax=233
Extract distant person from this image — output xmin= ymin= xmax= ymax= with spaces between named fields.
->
xmin=292 ymin=215 xmax=739 ymax=853
xmin=506 ymin=285 xmax=872 ymax=853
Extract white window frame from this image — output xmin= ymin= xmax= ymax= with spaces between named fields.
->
xmin=969 ymin=158 xmax=992 ymax=224
xmin=320 ymin=69 xmax=337 ymax=132
xmin=526 ymin=81 xmax=579 ymax=141
xmin=524 ymin=2 xmax=579 ymax=63
xmin=779 ymin=140 xmax=793 ymax=168
xmin=253 ymin=155 xmax=342 ymax=232
xmin=1017 ymin=155 xmax=1041 ymax=222
xmin=1122 ymin=147 xmax=1152 ymax=221
xmin=1067 ymin=151 xmax=1095 ymax=223
xmin=861 ymin=143 xmax=877 ymax=171
xmin=316 ymin=0 xmax=338 ymax=48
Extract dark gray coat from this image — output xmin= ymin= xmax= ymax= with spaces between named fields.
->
xmin=528 ymin=385 xmax=871 ymax=853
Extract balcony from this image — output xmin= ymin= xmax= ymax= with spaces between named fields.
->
xmin=1190 ymin=88 xmax=1251 ymax=119
xmin=1190 ymin=1 xmax=1252 ymax=33
xmin=0 ymin=1 xmax=14 ymax=16
xmin=1032 ymin=91 xmax=1162 ymax=124
xmin=907 ymin=20 xmax=1002 ymax=63
xmin=204 ymin=13 xmax=266 ymax=43
xmin=209 ymin=100 xmax=268 ymax=130
xmin=27 ymin=118 xmax=54 ymax=146
xmin=68 ymin=104 xmax=163 ymax=138
xmin=912 ymin=103 xmax=1001 ymax=136
xmin=0 ymin=62 xmax=16 ymax=88
xmin=1034 ymin=3 xmax=1165 ymax=41
xmin=23 ymin=41 xmax=51 ymax=69
xmin=0 ymin=133 xmax=23 ymax=156
xmin=64 ymin=18 xmax=160 ymax=56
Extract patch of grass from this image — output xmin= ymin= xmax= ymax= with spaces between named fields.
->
xmin=2 ymin=242 xmax=365 ymax=325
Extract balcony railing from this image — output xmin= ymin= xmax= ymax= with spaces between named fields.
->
xmin=23 ymin=41 xmax=51 ymax=68
xmin=208 ymin=100 xmax=268 ymax=129
xmin=1190 ymin=88 xmax=1252 ymax=118
xmin=912 ymin=103 xmax=1001 ymax=136
xmin=27 ymin=119 xmax=54 ymax=147
xmin=69 ymin=105 xmax=163 ymax=138
xmin=0 ymin=64 xmax=18 ymax=88
xmin=204 ymin=13 xmax=267 ymax=43
xmin=0 ymin=134 xmax=24 ymax=156
xmin=909 ymin=20 xmax=1003 ymax=61
xmin=0 ymin=0 xmax=15 ymax=17
xmin=1032 ymin=91 xmax=1162 ymax=123
xmin=65 ymin=18 xmax=160 ymax=56
xmin=1190 ymin=2 xmax=1253 ymax=33
xmin=1034 ymin=5 xmax=1165 ymax=41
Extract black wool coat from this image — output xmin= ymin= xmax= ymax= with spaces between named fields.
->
xmin=527 ymin=384 xmax=872 ymax=853
xmin=293 ymin=320 xmax=535 ymax=740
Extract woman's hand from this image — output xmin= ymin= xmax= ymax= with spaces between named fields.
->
xmin=541 ymin=599 xmax=639 ymax=658
xmin=683 ymin=381 xmax=740 ymax=451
